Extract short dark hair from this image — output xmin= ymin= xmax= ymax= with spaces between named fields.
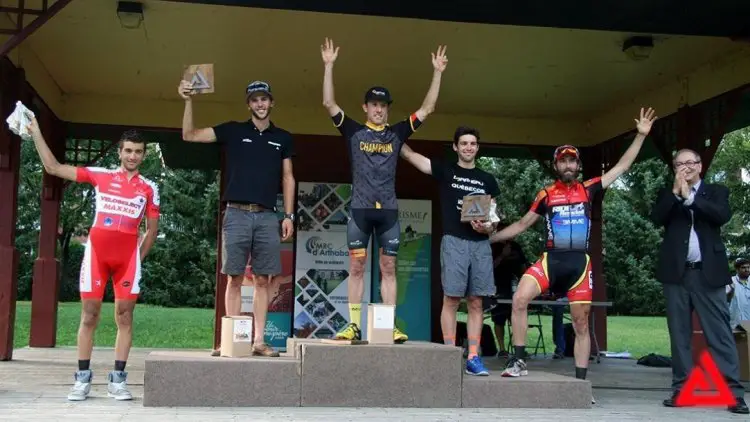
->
xmin=453 ymin=126 xmax=480 ymax=145
xmin=119 ymin=129 xmax=147 ymax=149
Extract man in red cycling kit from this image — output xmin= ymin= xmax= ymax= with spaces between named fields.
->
xmin=27 ymin=118 xmax=159 ymax=402
xmin=490 ymin=108 xmax=656 ymax=394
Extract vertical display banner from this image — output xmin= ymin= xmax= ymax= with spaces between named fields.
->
xmin=372 ymin=199 xmax=432 ymax=341
xmin=240 ymin=194 xmax=294 ymax=351
xmin=293 ymin=183 xmax=373 ymax=339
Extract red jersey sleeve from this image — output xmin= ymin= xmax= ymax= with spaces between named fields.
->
xmin=76 ymin=167 xmax=98 ymax=186
xmin=145 ymin=182 xmax=161 ymax=219
xmin=529 ymin=189 xmax=549 ymax=216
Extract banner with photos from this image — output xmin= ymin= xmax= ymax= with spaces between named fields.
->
xmin=293 ymin=182 xmax=373 ymax=339
xmin=373 ymin=199 xmax=433 ymax=341
xmin=240 ymin=193 xmax=294 ymax=351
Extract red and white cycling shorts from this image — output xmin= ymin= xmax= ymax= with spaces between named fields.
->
xmin=79 ymin=228 xmax=141 ymax=301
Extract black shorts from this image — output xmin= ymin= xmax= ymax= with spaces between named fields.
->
xmin=524 ymin=251 xmax=593 ymax=304
xmin=347 ymin=208 xmax=400 ymax=257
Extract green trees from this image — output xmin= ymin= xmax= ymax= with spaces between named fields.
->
xmin=705 ymin=129 xmax=750 ymax=257
xmin=15 ymin=139 xmax=220 ymax=307
xmin=13 ymin=128 xmax=750 ymax=315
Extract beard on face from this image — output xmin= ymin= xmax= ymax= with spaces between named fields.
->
xmin=122 ymin=161 xmax=139 ymax=171
xmin=558 ymin=169 xmax=578 ymax=182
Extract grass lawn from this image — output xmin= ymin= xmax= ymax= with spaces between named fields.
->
xmin=12 ymin=301 xmax=671 ymax=358
xmin=13 ymin=301 xmax=215 ymax=350
xmin=456 ymin=311 xmax=670 ymax=358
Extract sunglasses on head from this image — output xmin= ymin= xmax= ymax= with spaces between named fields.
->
xmin=554 ymin=146 xmax=579 ymax=160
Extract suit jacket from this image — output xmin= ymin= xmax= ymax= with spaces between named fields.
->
xmin=650 ymin=181 xmax=732 ymax=287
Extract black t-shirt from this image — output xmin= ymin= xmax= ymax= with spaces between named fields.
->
xmin=431 ymin=160 xmax=501 ymax=241
xmin=333 ymin=111 xmax=421 ymax=210
xmin=213 ymin=120 xmax=294 ymax=209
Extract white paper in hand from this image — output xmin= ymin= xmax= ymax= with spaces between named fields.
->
xmin=480 ymin=201 xmax=501 ymax=232
xmin=488 ymin=201 xmax=501 ymax=223
xmin=6 ymin=101 xmax=35 ymax=141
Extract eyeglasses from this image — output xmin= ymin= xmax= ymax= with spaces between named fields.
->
xmin=674 ymin=160 xmax=701 ymax=168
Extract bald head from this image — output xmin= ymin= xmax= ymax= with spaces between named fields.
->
xmin=673 ymin=149 xmax=700 ymax=164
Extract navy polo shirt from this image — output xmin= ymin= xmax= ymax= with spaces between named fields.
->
xmin=213 ymin=120 xmax=294 ymax=209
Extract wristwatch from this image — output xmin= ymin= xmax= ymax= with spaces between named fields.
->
xmin=284 ymin=213 xmax=295 ymax=222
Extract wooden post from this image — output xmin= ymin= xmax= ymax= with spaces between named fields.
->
xmin=0 ymin=62 xmax=22 ymax=360
xmin=213 ymin=148 xmax=228 ymax=350
xmin=29 ymin=110 xmax=64 ymax=347
xmin=581 ymin=144 xmax=607 ymax=352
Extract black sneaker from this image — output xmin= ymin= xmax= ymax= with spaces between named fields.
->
xmin=729 ymin=396 xmax=749 ymax=414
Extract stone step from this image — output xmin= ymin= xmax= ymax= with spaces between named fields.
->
xmin=462 ymin=371 xmax=592 ymax=408
xmin=143 ymin=350 xmax=300 ymax=407
xmin=286 ymin=337 xmax=326 ymax=360
xmin=299 ymin=341 xmax=463 ymax=408
xmin=142 ymin=343 xmax=593 ymax=409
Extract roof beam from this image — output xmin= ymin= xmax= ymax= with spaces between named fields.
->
xmin=0 ymin=0 xmax=74 ymax=59
xmin=585 ymin=48 xmax=750 ymax=147
xmin=164 ymin=0 xmax=750 ymax=38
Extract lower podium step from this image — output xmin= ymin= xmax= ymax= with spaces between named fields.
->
xmin=143 ymin=346 xmax=592 ymax=409
xmin=462 ymin=371 xmax=592 ymax=409
xmin=299 ymin=341 xmax=463 ymax=408
xmin=143 ymin=351 xmax=301 ymax=407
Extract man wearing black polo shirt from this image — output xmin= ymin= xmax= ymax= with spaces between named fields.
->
xmin=178 ymin=79 xmax=295 ymax=357
xmin=320 ymin=37 xmax=448 ymax=343
xmin=400 ymin=126 xmax=500 ymax=376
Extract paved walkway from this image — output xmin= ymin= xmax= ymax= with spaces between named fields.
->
xmin=0 ymin=347 xmax=745 ymax=420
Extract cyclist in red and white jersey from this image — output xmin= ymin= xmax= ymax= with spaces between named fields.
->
xmin=489 ymin=108 xmax=656 ymax=399
xmin=27 ymin=117 xmax=159 ymax=402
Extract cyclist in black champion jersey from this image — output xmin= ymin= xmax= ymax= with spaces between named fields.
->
xmin=321 ymin=37 xmax=448 ymax=342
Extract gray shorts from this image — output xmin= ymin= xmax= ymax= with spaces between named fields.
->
xmin=221 ymin=207 xmax=281 ymax=276
xmin=440 ymin=234 xmax=495 ymax=298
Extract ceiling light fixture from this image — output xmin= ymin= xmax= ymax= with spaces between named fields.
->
xmin=622 ymin=36 xmax=654 ymax=61
xmin=117 ymin=1 xmax=144 ymax=30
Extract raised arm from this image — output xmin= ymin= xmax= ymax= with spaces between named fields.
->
xmin=178 ymin=80 xmax=217 ymax=143
xmin=321 ymin=38 xmax=342 ymax=117
xmin=399 ymin=143 xmax=432 ymax=175
xmin=489 ymin=210 xmax=540 ymax=243
xmin=27 ymin=116 xmax=78 ymax=181
xmin=414 ymin=45 xmax=448 ymax=123
xmin=600 ymin=107 xmax=657 ymax=188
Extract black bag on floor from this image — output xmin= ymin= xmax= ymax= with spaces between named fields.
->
xmin=637 ymin=353 xmax=672 ymax=367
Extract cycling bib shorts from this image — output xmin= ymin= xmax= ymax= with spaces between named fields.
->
xmin=76 ymin=167 xmax=159 ymax=301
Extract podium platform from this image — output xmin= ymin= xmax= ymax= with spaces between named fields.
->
xmin=143 ymin=340 xmax=592 ymax=408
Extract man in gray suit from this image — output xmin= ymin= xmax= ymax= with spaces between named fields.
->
xmin=650 ymin=148 xmax=748 ymax=414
